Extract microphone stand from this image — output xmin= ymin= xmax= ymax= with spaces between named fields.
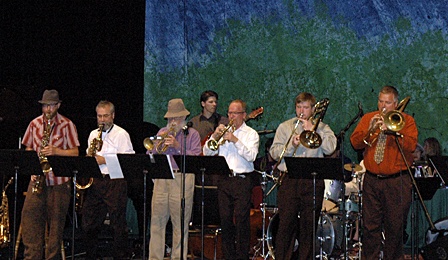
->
xmin=180 ymin=125 xmax=189 ymax=259
xmin=336 ymin=102 xmax=362 ymax=259
xmin=392 ymin=135 xmax=436 ymax=259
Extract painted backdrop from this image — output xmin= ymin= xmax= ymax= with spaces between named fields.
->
xmin=144 ymin=0 xmax=448 ymax=248
xmin=144 ymin=0 xmax=447 ymax=161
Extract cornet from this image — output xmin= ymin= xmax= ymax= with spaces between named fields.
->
xmin=206 ymin=119 xmax=235 ymax=151
xmin=143 ymin=124 xmax=177 ymax=153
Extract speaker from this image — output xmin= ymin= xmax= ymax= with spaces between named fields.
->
xmin=421 ymin=235 xmax=448 ymax=259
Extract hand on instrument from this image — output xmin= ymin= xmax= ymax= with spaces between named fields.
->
xmin=368 ymin=113 xmax=384 ymax=132
xmin=292 ymin=134 xmax=301 ymax=147
xmin=31 ymin=175 xmax=38 ymax=182
xmin=212 ymin=124 xmax=226 ymax=140
xmin=222 ymin=131 xmax=238 ymax=143
xmin=41 ymin=145 xmax=58 ymax=156
xmin=95 ymin=155 xmax=106 ymax=165
xmin=299 ymin=117 xmax=313 ymax=131
xmin=163 ymin=134 xmax=180 ymax=149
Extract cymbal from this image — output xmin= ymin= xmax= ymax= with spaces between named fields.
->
xmin=344 ymin=163 xmax=363 ymax=172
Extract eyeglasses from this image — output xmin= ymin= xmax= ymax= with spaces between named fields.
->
xmin=42 ymin=103 xmax=58 ymax=109
xmin=228 ymin=111 xmax=245 ymax=116
xmin=97 ymin=114 xmax=111 ymax=119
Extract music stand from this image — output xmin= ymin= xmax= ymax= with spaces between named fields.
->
xmin=117 ymin=153 xmax=174 ymax=260
xmin=0 ymin=149 xmax=40 ymax=259
xmin=173 ymin=155 xmax=231 ymax=260
xmin=428 ymin=156 xmax=448 ymax=186
xmin=47 ymin=155 xmax=101 ymax=260
xmin=284 ymin=157 xmax=343 ymax=259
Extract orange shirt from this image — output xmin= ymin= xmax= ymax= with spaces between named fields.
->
xmin=350 ymin=111 xmax=417 ymax=175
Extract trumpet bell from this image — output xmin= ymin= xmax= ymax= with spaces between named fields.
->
xmin=143 ymin=137 xmax=154 ymax=151
xmin=206 ymin=139 xmax=219 ymax=151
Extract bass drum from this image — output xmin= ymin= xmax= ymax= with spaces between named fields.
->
xmin=266 ymin=213 xmax=340 ymax=258
xmin=266 ymin=212 xmax=299 ymax=259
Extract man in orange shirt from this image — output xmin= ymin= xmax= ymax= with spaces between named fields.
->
xmin=350 ymin=86 xmax=417 ymax=260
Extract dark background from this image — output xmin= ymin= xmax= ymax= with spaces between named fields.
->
xmin=0 ymin=1 xmax=157 ymax=155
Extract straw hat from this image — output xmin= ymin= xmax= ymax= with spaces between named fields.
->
xmin=164 ymin=98 xmax=190 ymax=118
xmin=38 ymin=89 xmax=61 ymax=104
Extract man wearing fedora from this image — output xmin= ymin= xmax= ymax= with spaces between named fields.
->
xmin=148 ymin=98 xmax=201 ymax=259
xmin=21 ymin=89 xmax=80 ymax=259
xmin=81 ymin=100 xmax=135 ymax=259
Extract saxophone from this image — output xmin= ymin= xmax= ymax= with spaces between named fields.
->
xmin=33 ymin=114 xmax=53 ymax=194
xmin=0 ymin=177 xmax=13 ymax=248
xmin=74 ymin=124 xmax=104 ymax=212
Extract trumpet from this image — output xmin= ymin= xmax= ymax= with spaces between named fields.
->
xmin=206 ymin=119 xmax=235 ymax=151
xmin=363 ymin=96 xmax=410 ymax=146
xmin=143 ymin=124 xmax=177 ymax=153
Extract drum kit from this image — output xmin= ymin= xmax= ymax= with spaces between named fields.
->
xmin=252 ymin=162 xmax=365 ymax=260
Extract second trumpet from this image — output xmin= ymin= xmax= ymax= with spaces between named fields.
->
xmin=206 ymin=119 xmax=235 ymax=151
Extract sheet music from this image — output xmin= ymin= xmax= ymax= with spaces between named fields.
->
xmin=105 ymin=154 xmax=124 ymax=179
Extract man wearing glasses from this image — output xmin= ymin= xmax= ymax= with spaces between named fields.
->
xmin=203 ymin=99 xmax=260 ymax=260
xmin=21 ymin=89 xmax=80 ymax=259
xmin=81 ymin=100 xmax=135 ymax=259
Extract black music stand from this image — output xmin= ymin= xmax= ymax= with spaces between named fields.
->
xmin=47 ymin=155 xmax=101 ymax=260
xmin=117 ymin=153 xmax=174 ymax=260
xmin=0 ymin=149 xmax=40 ymax=259
xmin=409 ymin=176 xmax=443 ymax=255
xmin=284 ymin=157 xmax=343 ymax=259
xmin=173 ymin=155 xmax=231 ymax=260
xmin=428 ymin=156 xmax=448 ymax=185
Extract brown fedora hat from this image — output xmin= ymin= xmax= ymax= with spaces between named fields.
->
xmin=38 ymin=89 xmax=62 ymax=104
xmin=164 ymin=98 xmax=190 ymax=118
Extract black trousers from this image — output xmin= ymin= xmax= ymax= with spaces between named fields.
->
xmin=217 ymin=175 xmax=253 ymax=260
xmin=81 ymin=177 xmax=129 ymax=259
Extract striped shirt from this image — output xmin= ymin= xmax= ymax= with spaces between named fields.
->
xmin=22 ymin=113 xmax=80 ymax=185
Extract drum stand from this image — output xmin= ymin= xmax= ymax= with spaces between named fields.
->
xmin=252 ymin=170 xmax=274 ymax=259
xmin=345 ymin=170 xmax=363 ymax=260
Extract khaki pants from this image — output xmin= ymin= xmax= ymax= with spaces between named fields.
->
xmin=149 ymin=172 xmax=195 ymax=260
xmin=21 ymin=181 xmax=71 ymax=260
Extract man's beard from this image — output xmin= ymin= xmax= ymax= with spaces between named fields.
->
xmin=167 ymin=121 xmax=185 ymax=134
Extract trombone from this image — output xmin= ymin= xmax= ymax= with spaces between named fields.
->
xmin=363 ymin=96 xmax=410 ymax=146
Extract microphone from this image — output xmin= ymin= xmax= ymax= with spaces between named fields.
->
xmin=182 ymin=122 xmax=193 ymax=133
xmin=182 ymin=122 xmax=193 ymax=131
xmin=358 ymin=102 xmax=364 ymax=117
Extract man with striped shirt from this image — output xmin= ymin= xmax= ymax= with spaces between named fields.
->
xmin=21 ymin=89 xmax=79 ymax=259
